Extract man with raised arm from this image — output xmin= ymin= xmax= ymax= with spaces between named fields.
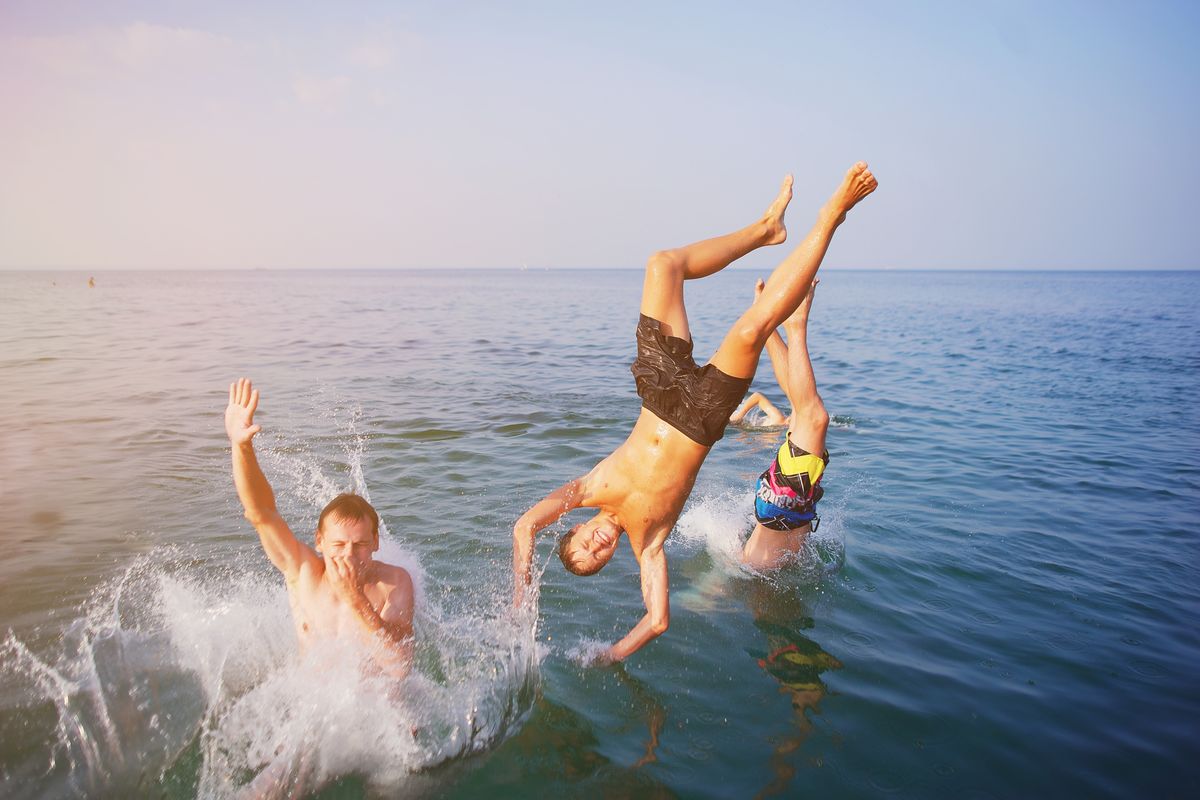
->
xmin=225 ymin=378 xmax=414 ymax=677
xmin=513 ymin=163 xmax=878 ymax=662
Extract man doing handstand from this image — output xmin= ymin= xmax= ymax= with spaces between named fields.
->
xmin=512 ymin=163 xmax=877 ymax=662
xmin=741 ymin=277 xmax=830 ymax=570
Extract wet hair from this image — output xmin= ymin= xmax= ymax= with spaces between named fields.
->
xmin=558 ymin=525 xmax=607 ymax=577
xmin=316 ymin=493 xmax=379 ymax=538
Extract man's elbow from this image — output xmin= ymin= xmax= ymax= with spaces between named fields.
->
xmin=649 ymin=616 xmax=670 ymax=637
xmin=243 ymin=508 xmax=280 ymax=527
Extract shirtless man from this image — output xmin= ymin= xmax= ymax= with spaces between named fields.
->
xmin=513 ymin=163 xmax=877 ymax=662
xmin=224 ymin=378 xmax=414 ymax=677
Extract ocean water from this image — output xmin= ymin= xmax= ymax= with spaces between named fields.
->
xmin=0 ymin=268 xmax=1197 ymax=798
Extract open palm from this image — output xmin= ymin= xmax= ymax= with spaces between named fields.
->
xmin=225 ymin=378 xmax=263 ymax=445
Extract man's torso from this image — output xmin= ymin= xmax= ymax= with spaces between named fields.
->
xmin=286 ymin=563 xmax=399 ymax=652
xmin=591 ymin=407 xmax=713 ymax=556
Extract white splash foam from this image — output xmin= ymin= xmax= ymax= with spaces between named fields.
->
xmin=674 ymin=487 xmax=847 ymax=583
xmin=564 ymin=638 xmax=612 ymax=667
xmin=674 ymin=489 xmax=757 ymax=569
xmin=0 ymin=399 xmax=540 ymax=797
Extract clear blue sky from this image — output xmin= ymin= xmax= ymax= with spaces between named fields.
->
xmin=2 ymin=1 xmax=1197 ymax=269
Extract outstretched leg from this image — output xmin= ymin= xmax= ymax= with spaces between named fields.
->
xmin=641 ymin=176 xmax=792 ymax=342
xmin=708 ymin=162 xmax=877 ymax=379
xmin=781 ymin=281 xmax=830 ymax=455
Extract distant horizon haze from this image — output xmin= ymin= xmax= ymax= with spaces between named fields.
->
xmin=1 ymin=1 xmax=1197 ymax=272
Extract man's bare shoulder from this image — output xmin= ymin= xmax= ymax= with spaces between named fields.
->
xmin=372 ymin=561 xmax=414 ymax=594
xmin=292 ymin=555 xmax=326 ymax=586
xmin=371 ymin=561 xmax=415 ymax=628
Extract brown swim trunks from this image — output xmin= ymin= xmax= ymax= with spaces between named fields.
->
xmin=630 ymin=314 xmax=753 ymax=447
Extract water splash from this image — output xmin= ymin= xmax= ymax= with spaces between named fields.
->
xmin=673 ymin=489 xmax=847 ymax=581
xmin=564 ymin=638 xmax=612 ymax=668
xmin=0 ymin=398 xmax=540 ymax=797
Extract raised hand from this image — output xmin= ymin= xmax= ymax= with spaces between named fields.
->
xmin=225 ymin=377 xmax=263 ymax=445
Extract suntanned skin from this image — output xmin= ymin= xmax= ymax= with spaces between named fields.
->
xmin=729 ymin=390 xmax=789 ymax=427
xmin=225 ymin=378 xmax=415 ymax=677
xmin=729 ymin=279 xmax=800 ymax=428
xmin=741 ymin=278 xmax=831 ymax=570
xmin=513 ymin=163 xmax=877 ymax=663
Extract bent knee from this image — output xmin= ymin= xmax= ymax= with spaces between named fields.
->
xmin=797 ymin=403 xmax=830 ymax=430
xmin=645 ymin=249 xmax=683 ymax=280
xmin=730 ymin=314 xmax=773 ymax=351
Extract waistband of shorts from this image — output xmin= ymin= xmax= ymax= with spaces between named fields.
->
xmin=638 ymin=316 xmax=751 ymax=386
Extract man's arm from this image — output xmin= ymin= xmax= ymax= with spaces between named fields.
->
xmin=605 ymin=545 xmax=669 ymax=662
xmin=225 ymin=378 xmax=319 ymax=581
xmin=512 ymin=478 xmax=586 ymax=606
xmin=783 ymin=284 xmax=830 ymax=455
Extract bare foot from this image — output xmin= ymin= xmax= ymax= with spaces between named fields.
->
xmin=822 ymin=162 xmax=877 ymax=226
xmin=786 ymin=279 xmax=819 ymax=325
xmin=761 ymin=174 xmax=793 ymax=245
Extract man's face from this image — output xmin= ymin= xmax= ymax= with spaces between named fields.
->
xmin=317 ymin=515 xmax=378 ymax=571
xmin=563 ymin=515 xmax=621 ymax=576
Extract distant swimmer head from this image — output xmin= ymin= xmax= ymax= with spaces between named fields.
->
xmin=315 ymin=492 xmax=380 ymax=570
xmin=558 ymin=512 xmax=622 ymax=577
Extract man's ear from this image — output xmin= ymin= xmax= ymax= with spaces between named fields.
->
xmin=314 ymin=527 xmax=323 ymax=555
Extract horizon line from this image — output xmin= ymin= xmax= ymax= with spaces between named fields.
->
xmin=3 ymin=265 xmax=1198 ymax=273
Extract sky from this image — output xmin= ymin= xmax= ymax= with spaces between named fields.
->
xmin=1 ymin=0 xmax=1197 ymax=270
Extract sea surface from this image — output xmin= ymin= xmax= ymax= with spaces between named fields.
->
xmin=0 ymin=268 xmax=1197 ymax=799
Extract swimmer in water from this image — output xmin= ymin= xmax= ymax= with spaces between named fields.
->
xmin=741 ymin=277 xmax=830 ymax=570
xmin=224 ymin=378 xmax=414 ymax=678
xmin=728 ymin=390 xmax=788 ymax=427
xmin=512 ymin=163 xmax=877 ymax=662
